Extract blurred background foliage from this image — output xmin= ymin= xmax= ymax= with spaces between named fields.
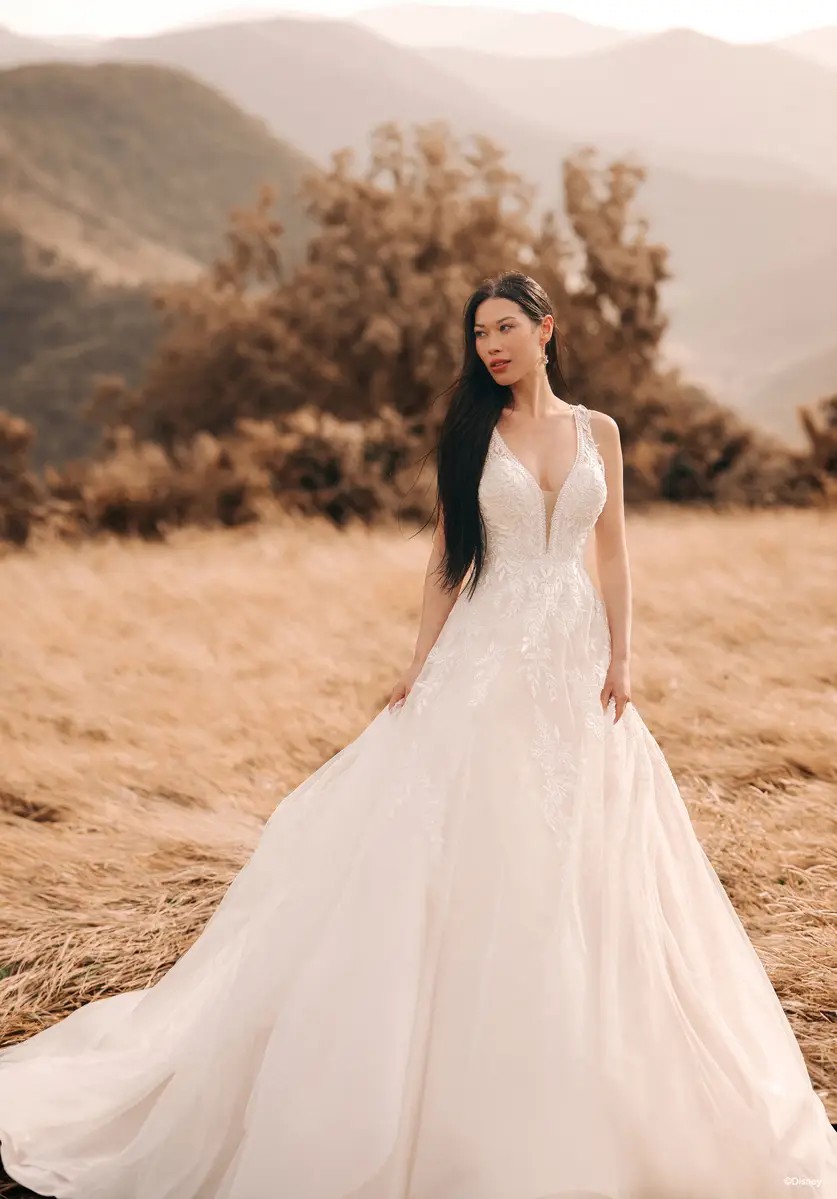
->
xmin=2 ymin=118 xmax=836 ymax=547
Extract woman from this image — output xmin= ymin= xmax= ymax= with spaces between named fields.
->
xmin=1 ymin=271 xmax=835 ymax=1199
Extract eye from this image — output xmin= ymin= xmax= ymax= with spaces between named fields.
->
xmin=474 ymin=324 xmax=512 ymax=338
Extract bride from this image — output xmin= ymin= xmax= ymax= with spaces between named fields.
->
xmin=1 ymin=271 xmax=835 ymax=1199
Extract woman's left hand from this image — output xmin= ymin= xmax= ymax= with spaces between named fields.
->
xmin=600 ymin=659 xmax=631 ymax=724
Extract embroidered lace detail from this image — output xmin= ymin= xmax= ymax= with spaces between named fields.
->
xmin=400 ymin=403 xmax=618 ymax=851
xmin=389 ymin=731 xmax=445 ymax=860
xmin=533 ymin=706 xmax=580 ymax=847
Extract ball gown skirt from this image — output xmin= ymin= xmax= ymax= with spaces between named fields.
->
xmin=1 ymin=403 xmax=835 ymax=1198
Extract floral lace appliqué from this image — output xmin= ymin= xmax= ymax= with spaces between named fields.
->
xmin=399 ymin=403 xmax=612 ymax=852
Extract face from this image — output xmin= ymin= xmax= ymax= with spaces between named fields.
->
xmin=473 ymin=298 xmax=552 ymax=382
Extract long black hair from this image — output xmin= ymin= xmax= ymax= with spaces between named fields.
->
xmin=432 ymin=271 xmax=574 ymax=600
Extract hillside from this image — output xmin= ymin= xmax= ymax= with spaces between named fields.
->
xmin=665 ymin=243 xmax=837 ymax=440
xmin=0 ymin=29 xmax=835 ymax=452
xmin=0 ymin=23 xmax=57 ymax=66
xmin=0 ymin=61 xmax=319 ymax=284
xmin=749 ymin=344 xmax=837 ymax=445
xmin=777 ymin=25 xmax=837 ymax=71
xmin=353 ymin=5 xmax=636 ymax=56
xmin=60 ymin=17 xmax=837 ymax=437
xmin=0 ymin=61 xmax=326 ymax=466
xmin=2 ymin=25 xmax=835 ymax=303
xmin=429 ymin=28 xmax=837 ymax=187
xmin=0 ymin=222 xmax=160 ymax=466
xmin=78 ymin=30 xmax=837 ymax=293
xmin=95 ymin=16 xmax=559 ymax=176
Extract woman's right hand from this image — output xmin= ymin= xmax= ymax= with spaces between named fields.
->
xmin=387 ymin=658 xmax=425 ymax=713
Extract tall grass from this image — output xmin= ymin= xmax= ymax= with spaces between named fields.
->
xmin=0 ymin=507 xmax=835 ymax=1121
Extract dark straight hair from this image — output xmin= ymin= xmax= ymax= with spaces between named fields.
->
xmin=431 ymin=271 xmax=574 ymax=600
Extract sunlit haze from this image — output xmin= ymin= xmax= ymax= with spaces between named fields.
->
xmin=3 ymin=0 xmax=835 ymax=41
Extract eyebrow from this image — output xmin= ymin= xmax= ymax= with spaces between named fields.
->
xmin=474 ymin=314 xmax=517 ymax=327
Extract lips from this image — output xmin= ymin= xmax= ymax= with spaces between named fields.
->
xmin=490 ymin=359 xmax=510 ymax=371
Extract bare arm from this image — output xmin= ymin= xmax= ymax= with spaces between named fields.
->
xmin=410 ymin=505 xmax=460 ymax=668
xmin=591 ymin=413 xmax=632 ymax=667
xmin=388 ymin=505 xmax=460 ymax=711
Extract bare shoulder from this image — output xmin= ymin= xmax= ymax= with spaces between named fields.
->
xmin=584 ymin=407 xmax=621 ymax=449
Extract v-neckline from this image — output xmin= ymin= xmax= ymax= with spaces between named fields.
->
xmin=491 ymin=405 xmax=583 ymax=549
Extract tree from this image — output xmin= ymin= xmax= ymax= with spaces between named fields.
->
xmin=86 ymin=121 xmax=831 ymax=513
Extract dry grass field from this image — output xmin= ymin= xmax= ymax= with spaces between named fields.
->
xmin=1 ymin=506 xmax=835 ymax=1155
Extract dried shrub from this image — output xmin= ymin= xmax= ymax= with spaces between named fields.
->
xmin=28 ymin=405 xmax=430 ymax=543
xmin=54 ymin=426 xmax=263 ymax=539
xmin=97 ymin=128 xmax=834 ymax=513
xmin=799 ymin=394 xmax=837 ymax=477
xmin=0 ymin=413 xmax=43 ymax=546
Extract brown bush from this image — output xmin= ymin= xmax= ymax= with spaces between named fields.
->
xmin=0 ymin=412 xmax=43 ymax=546
xmin=42 ymin=427 xmax=256 ymax=540
xmin=98 ymin=136 xmax=675 ymax=455
xmin=92 ymin=126 xmax=834 ymax=514
xmin=799 ymin=394 xmax=837 ymax=477
xmin=13 ymin=404 xmax=430 ymax=544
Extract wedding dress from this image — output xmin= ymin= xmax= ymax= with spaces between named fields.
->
xmin=1 ymin=402 xmax=836 ymax=1199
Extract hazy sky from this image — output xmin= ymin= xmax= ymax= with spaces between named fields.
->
xmin=4 ymin=0 xmax=835 ymax=40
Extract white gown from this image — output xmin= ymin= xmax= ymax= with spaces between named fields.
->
xmin=1 ymin=402 xmax=836 ymax=1199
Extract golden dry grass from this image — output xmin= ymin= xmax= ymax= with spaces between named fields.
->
xmin=1 ymin=507 xmax=835 ymax=1126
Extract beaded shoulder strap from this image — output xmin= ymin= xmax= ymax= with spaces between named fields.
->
xmin=575 ymin=402 xmax=592 ymax=454
xmin=574 ymin=402 xmax=605 ymax=472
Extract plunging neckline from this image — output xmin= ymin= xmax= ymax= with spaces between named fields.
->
xmin=491 ymin=404 xmax=583 ymax=550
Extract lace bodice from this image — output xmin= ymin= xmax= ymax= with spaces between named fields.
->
xmin=477 ymin=402 xmax=607 ymax=580
xmin=411 ymin=402 xmax=609 ymax=709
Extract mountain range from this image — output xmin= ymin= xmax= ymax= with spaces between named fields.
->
xmin=0 ymin=58 xmax=317 ymax=283
xmin=1 ymin=10 xmax=835 ymax=452
xmin=0 ymin=60 xmax=318 ymax=464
